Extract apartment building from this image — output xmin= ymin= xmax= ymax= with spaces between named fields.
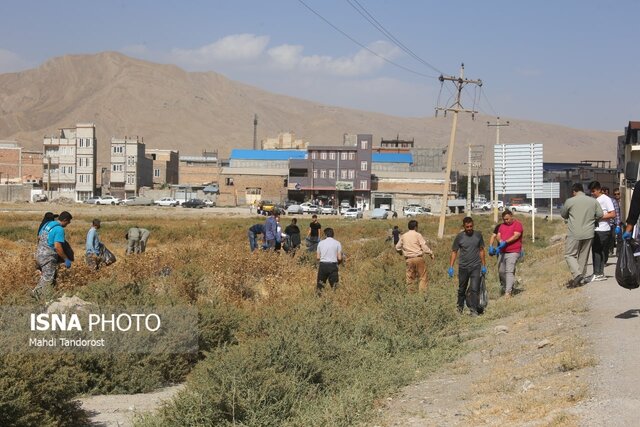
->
xmin=42 ymin=123 xmax=97 ymax=201
xmin=178 ymin=151 xmax=219 ymax=186
xmin=109 ymin=136 xmax=153 ymax=198
xmin=145 ymin=149 xmax=179 ymax=188
xmin=0 ymin=142 xmax=43 ymax=184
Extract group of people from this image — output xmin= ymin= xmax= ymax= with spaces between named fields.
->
xmin=32 ymin=211 xmax=151 ymax=299
xmin=561 ymin=181 xmax=623 ymax=287
xmin=248 ymin=212 xmax=322 ymax=254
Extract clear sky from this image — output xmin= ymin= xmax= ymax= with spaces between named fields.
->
xmin=1 ymin=0 xmax=637 ymax=131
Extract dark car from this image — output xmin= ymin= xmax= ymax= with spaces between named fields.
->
xmin=182 ymin=198 xmax=207 ymax=209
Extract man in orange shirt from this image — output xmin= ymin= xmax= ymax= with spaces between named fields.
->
xmin=396 ymin=220 xmax=435 ymax=293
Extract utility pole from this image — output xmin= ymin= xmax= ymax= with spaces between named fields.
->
xmin=47 ymin=156 xmax=52 ymax=200
xmin=487 ymin=117 xmax=509 ymax=223
xmin=436 ymin=64 xmax=482 ymax=239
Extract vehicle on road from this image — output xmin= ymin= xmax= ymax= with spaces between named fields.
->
xmin=319 ymin=206 xmax=337 ymax=215
xmin=258 ymin=200 xmax=276 ymax=214
xmin=479 ymin=200 xmax=504 ymax=211
xmin=122 ymin=196 xmax=154 ymax=206
xmin=510 ymin=204 xmax=537 ymax=214
xmin=342 ymin=208 xmax=363 ymax=219
xmin=84 ymin=197 xmax=100 ymax=204
xmin=155 ymin=197 xmax=179 ymax=207
xmin=300 ymin=202 xmax=319 ymax=214
xmin=370 ymin=208 xmax=389 ymax=219
xmin=182 ymin=198 xmax=207 ymax=209
xmin=96 ymin=195 xmax=120 ymax=205
xmin=404 ymin=207 xmax=430 ymax=218
xmin=203 ymin=199 xmax=216 ymax=207
xmin=286 ymin=204 xmax=304 ymax=214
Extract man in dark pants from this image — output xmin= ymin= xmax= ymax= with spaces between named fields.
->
xmin=448 ymin=217 xmax=487 ymax=316
xmin=307 ymin=214 xmax=322 ymax=252
xmin=316 ymin=228 xmax=342 ymax=294
xmin=588 ymin=181 xmax=615 ymax=282
xmin=248 ymin=223 xmax=265 ymax=252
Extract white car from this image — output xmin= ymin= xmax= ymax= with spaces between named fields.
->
xmin=511 ymin=204 xmax=537 ymax=214
xmin=480 ymin=201 xmax=504 ymax=211
xmin=154 ymin=197 xmax=179 ymax=207
xmin=404 ymin=207 xmax=430 ymax=218
xmin=286 ymin=204 xmax=304 ymax=214
xmin=96 ymin=195 xmax=120 ymax=205
xmin=342 ymin=208 xmax=363 ymax=219
xmin=319 ymin=206 xmax=337 ymax=215
xmin=300 ymin=202 xmax=319 ymax=214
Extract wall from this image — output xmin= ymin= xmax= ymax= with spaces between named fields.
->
xmin=218 ymin=173 xmax=287 ymax=206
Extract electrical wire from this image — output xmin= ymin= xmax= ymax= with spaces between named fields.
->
xmin=345 ymin=0 xmax=443 ymax=76
xmin=297 ymin=0 xmax=436 ymax=78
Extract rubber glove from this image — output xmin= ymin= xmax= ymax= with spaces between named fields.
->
xmin=488 ymin=246 xmax=495 ymax=256
xmin=615 ymin=226 xmax=621 ymax=235
xmin=447 ymin=267 xmax=454 ymax=278
xmin=497 ymin=241 xmax=507 ymax=251
xmin=520 ymin=249 xmax=525 ymax=259
xmin=481 ymin=266 xmax=487 ymax=275
xmin=64 ymin=259 xmax=72 ymax=269
xmin=623 ymin=231 xmax=632 ymax=240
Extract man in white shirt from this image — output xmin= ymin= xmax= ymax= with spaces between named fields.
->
xmin=588 ymin=181 xmax=615 ymax=281
xmin=316 ymin=228 xmax=342 ymax=294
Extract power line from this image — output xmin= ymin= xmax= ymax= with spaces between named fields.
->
xmin=296 ymin=0 xmax=436 ymax=78
xmin=345 ymin=0 xmax=443 ymax=76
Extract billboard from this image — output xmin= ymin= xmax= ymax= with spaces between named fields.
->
xmin=494 ymin=143 xmax=543 ymax=195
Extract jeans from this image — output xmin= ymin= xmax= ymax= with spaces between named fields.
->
xmin=592 ymin=230 xmax=611 ymax=276
xmin=248 ymin=231 xmax=259 ymax=252
xmin=458 ymin=265 xmax=481 ymax=312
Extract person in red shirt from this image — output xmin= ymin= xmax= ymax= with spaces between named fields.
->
xmin=496 ymin=209 xmax=523 ymax=297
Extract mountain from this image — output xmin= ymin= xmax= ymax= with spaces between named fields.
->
xmin=0 ymin=52 xmax=620 ymax=168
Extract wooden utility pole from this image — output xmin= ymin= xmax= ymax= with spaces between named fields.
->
xmin=487 ymin=117 xmax=509 ymax=223
xmin=436 ymin=64 xmax=482 ymax=239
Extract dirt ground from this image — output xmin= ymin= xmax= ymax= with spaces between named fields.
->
xmin=372 ymin=252 xmax=640 ymax=427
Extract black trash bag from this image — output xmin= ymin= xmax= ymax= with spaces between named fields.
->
xmin=615 ymin=239 xmax=640 ymax=290
xmin=98 ymin=243 xmax=117 ymax=266
xmin=478 ymin=274 xmax=489 ymax=309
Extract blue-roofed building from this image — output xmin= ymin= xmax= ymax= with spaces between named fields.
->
xmin=230 ymin=149 xmax=306 ymax=169
xmin=372 ymin=153 xmax=413 ymax=172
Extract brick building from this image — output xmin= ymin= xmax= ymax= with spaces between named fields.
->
xmin=146 ymin=149 xmax=179 ymax=188
xmin=178 ymin=151 xmax=219 ymax=186
xmin=109 ymin=136 xmax=153 ymax=198
xmin=0 ymin=142 xmax=43 ymax=184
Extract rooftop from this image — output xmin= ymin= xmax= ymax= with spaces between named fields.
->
xmin=372 ymin=153 xmax=413 ymax=164
xmin=230 ymin=149 xmax=307 ymax=161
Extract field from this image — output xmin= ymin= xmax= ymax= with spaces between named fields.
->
xmin=0 ymin=206 xmax=565 ymax=426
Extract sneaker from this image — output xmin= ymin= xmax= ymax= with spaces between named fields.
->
xmin=469 ymin=310 xmax=479 ymax=317
xmin=592 ymin=274 xmax=607 ymax=282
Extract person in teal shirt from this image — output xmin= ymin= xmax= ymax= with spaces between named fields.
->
xmin=85 ymin=219 xmax=101 ymax=270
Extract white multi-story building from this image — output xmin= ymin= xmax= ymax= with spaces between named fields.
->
xmin=42 ymin=123 xmax=97 ymax=201
xmin=110 ymin=136 xmax=153 ymax=198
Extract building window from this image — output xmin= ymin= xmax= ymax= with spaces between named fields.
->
xmin=340 ymin=170 xmax=347 ymax=179
xmin=348 ymin=170 xmax=355 ymax=179
xmin=154 ymin=168 xmax=161 ymax=177
xmin=320 ymin=169 xmax=326 ymax=178
xmin=329 ymin=152 xmax=336 ymax=160
xmin=226 ymin=177 xmax=234 ymax=186
xmin=113 ymin=146 xmax=124 ymax=154
xmin=126 ymin=174 xmax=135 ymax=184
xmin=329 ymin=169 xmax=335 ymax=179
xmin=311 ymin=152 xmax=317 ymax=160
xmin=340 ymin=152 xmax=348 ymax=160
xmin=361 ymin=161 xmax=368 ymax=171
xmin=112 ymin=164 xmax=123 ymax=172
xmin=320 ymin=151 xmax=327 ymax=160
xmin=349 ymin=152 xmax=356 ymax=160
xmin=127 ymin=156 xmax=135 ymax=166
xmin=246 ymin=187 xmax=261 ymax=195
xmin=313 ymin=169 xmax=318 ymax=179
xmin=360 ymin=140 xmax=368 ymax=149
xmin=360 ymin=180 xmax=367 ymax=190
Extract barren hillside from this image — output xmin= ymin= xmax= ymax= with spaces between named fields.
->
xmin=0 ymin=52 xmax=619 ymax=166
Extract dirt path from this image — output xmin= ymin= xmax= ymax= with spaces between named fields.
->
xmin=568 ymin=259 xmax=640 ymax=426
xmin=371 ymin=244 xmax=631 ymax=426
xmin=79 ymin=384 xmax=184 ymax=427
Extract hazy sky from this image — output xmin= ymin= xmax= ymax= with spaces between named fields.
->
xmin=1 ymin=0 xmax=637 ymax=131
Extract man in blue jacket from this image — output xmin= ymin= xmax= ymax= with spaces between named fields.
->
xmin=264 ymin=211 xmax=279 ymax=250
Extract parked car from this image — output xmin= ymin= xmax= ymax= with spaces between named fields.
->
xmin=370 ymin=208 xmax=389 ymax=219
xmin=319 ymin=206 xmax=337 ymax=215
xmin=84 ymin=196 xmax=100 ymax=204
xmin=300 ymin=202 xmax=319 ymax=214
xmin=154 ymin=197 xmax=179 ymax=207
xmin=96 ymin=195 xmax=120 ymax=205
xmin=480 ymin=200 xmax=504 ymax=211
xmin=510 ymin=204 xmax=537 ymax=214
xmin=286 ymin=204 xmax=304 ymax=214
xmin=122 ymin=196 xmax=154 ymax=206
xmin=404 ymin=207 xmax=430 ymax=218
xmin=342 ymin=208 xmax=363 ymax=219
xmin=258 ymin=200 xmax=276 ymax=214
xmin=182 ymin=198 xmax=207 ymax=209
xmin=203 ymin=199 xmax=216 ymax=207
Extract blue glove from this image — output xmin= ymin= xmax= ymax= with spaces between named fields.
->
xmin=623 ymin=231 xmax=632 ymax=240
xmin=447 ymin=267 xmax=454 ymax=278
xmin=615 ymin=226 xmax=621 ymax=235
xmin=481 ymin=266 xmax=487 ymax=275
xmin=520 ymin=249 xmax=525 ymax=259
xmin=488 ymin=246 xmax=495 ymax=256
xmin=497 ymin=241 xmax=507 ymax=252
xmin=64 ymin=259 xmax=72 ymax=269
